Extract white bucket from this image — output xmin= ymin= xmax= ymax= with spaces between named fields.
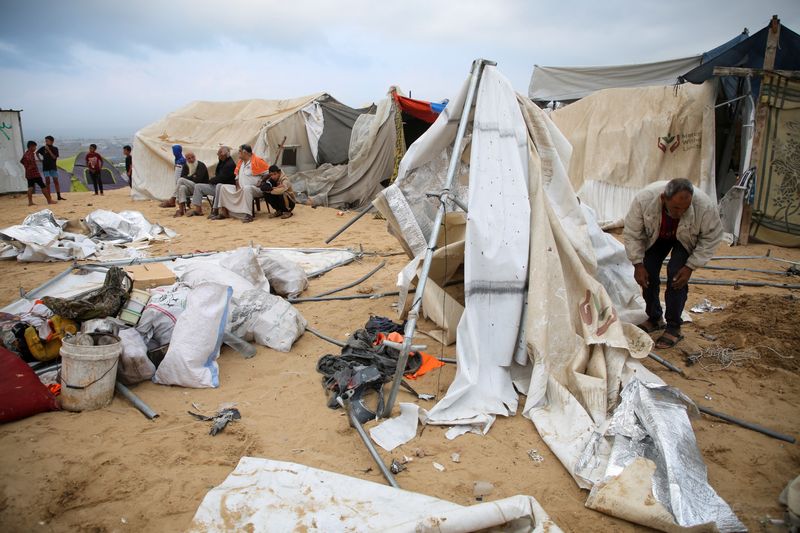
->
xmin=59 ymin=337 xmax=122 ymax=412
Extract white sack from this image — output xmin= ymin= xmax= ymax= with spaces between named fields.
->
xmin=179 ymin=263 xmax=257 ymax=299
xmin=228 ymin=289 xmax=306 ymax=352
xmin=220 ymin=247 xmax=269 ymax=292
xmin=117 ymin=327 xmax=155 ymax=385
xmin=189 ymin=457 xmax=561 ymax=533
xmin=153 ymin=282 xmax=232 ymax=388
xmin=136 ymin=283 xmax=191 ymax=351
xmin=257 ymin=251 xmax=308 ymax=298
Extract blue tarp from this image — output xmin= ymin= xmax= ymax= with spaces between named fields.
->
xmin=682 ymin=24 xmax=800 ymax=85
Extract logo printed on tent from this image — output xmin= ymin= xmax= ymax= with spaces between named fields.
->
xmin=657 ymin=133 xmax=681 ymax=153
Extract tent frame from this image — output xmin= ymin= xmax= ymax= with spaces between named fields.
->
xmin=381 ymin=58 xmax=494 ymax=418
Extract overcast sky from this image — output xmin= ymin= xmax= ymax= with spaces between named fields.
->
xmin=1 ymin=0 xmax=798 ymax=139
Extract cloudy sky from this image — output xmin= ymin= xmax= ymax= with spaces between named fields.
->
xmin=1 ymin=0 xmax=798 ymax=139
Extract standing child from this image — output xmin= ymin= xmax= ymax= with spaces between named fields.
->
xmin=20 ymin=141 xmax=56 ymax=206
xmin=36 ymin=135 xmax=65 ymax=200
xmin=123 ymin=145 xmax=132 ymax=188
xmin=85 ymin=144 xmax=104 ymax=195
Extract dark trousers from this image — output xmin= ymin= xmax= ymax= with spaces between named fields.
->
xmin=265 ymin=193 xmax=294 ymax=213
xmin=642 ymin=238 xmax=690 ymax=330
xmin=89 ymin=171 xmax=103 ymax=194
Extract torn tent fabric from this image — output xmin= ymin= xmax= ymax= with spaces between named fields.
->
xmin=374 ymin=63 xmax=742 ymax=531
xmin=189 ymin=457 xmax=561 ymax=532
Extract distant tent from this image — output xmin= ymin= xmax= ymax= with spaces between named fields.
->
xmin=391 ymin=89 xmax=448 ymax=151
xmin=0 ymin=109 xmax=27 ymax=194
xmin=71 ymin=151 xmax=128 ymax=191
xmin=680 ymin=21 xmax=800 ymax=246
xmin=33 ymin=160 xmax=88 ymax=193
xmin=133 ymin=93 xmax=364 ymax=201
xmin=525 ymin=30 xmax=749 ymax=226
xmin=133 ymin=92 xmax=442 ymax=208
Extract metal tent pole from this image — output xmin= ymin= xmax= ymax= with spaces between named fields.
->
xmin=381 ymin=58 xmax=493 ymax=418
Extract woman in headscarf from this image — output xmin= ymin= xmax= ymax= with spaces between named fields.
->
xmin=210 ymin=144 xmax=269 ymax=223
xmin=159 ymin=144 xmax=187 ymax=208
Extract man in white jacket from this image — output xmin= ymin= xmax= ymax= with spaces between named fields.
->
xmin=623 ymin=179 xmax=723 ymax=349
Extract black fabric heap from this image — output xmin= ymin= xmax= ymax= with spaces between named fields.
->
xmin=364 ymin=315 xmax=405 ymax=338
xmin=316 ymin=322 xmax=422 ymax=419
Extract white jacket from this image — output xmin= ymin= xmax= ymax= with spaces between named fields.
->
xmin=623 ymin=181 xmax=723 ymax=270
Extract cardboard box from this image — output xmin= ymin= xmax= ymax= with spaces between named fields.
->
xmin=124 ymin=263 xmax=176 ymax=290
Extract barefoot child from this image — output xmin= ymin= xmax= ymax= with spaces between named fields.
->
xmin=20 ymin=141 xmax=56 ymax=206
xmin=85 ymin=144 xmax=104 ymax=195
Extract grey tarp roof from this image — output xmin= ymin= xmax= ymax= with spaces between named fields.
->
xmin=528 ymin=55 xmax=701 ymax=102
xmin=529 ymin=30 xmax=750 ymax=103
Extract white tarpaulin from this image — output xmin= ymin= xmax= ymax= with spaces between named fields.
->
xmin=549 ymin=81 xmax=717 ymax=225
xmin=528 ymin=56 xmax=702 ymax=103
xmin=374 ymin=63 xmax=741 ymax=532
xmin=0 ymin=110 xmax=26 ymax=194
xmin=190 ymin=457 xmax=561 ymax=533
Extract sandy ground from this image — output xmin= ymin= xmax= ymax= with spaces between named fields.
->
xmin=0 ymin=187 xmax=798 ymax=532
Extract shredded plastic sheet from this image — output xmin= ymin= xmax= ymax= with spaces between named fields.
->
xmin=0 ymin=209 xmax=174 ymax=262
xmin=369 ymin=402 xmax=421 ymax=451
xmin=84 ymin=210 xmax=175 ymax=243
xmin=0 ymin=209 xmax=96 ymax=262
xmin=583 ymin=379 xmax=745 ymax=531
xmin=189 ymin=457 xmax=561 ymax=533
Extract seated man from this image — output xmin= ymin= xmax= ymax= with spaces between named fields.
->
xmin=210 ymin=144 xmax=269 ymax=223
xmin=174 ymin=152 xmax=209 ymax=216
xmin=261 ymin=165 xmax=296 ymax=219
xmin=188 ymin=146 xmax=236 ymax=217
xmin=623 ymin=178 xmax=722 ymax=349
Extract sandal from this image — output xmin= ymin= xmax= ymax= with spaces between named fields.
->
xmin=186 ymin=210 xmax=200 ymax=217
xmin=280 ymin=211 xmax=293 ymax=219
xmin=637 ymin=318 xmax=666 ymax=333
xmin=268 ymin=211 xmax=283 ymax=219
xmin=655 ymin=330 xmax=684 ymax=349
xmin=208 ymin=214 xmax=222 ymax=220
xmin=242 ymin=215 xmax=254 ymax=223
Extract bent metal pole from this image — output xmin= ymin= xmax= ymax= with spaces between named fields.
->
xmin=382 ymin=58 xmax=493 ymax=418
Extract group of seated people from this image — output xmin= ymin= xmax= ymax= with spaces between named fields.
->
xmin=159 ymin=144 xmax=296 ymax=223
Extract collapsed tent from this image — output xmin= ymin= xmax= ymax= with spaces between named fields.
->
xmin=0 ymin=109 xmax=26 ymax=194
xmin=374 ymin=61 xmax=742 ymax=531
